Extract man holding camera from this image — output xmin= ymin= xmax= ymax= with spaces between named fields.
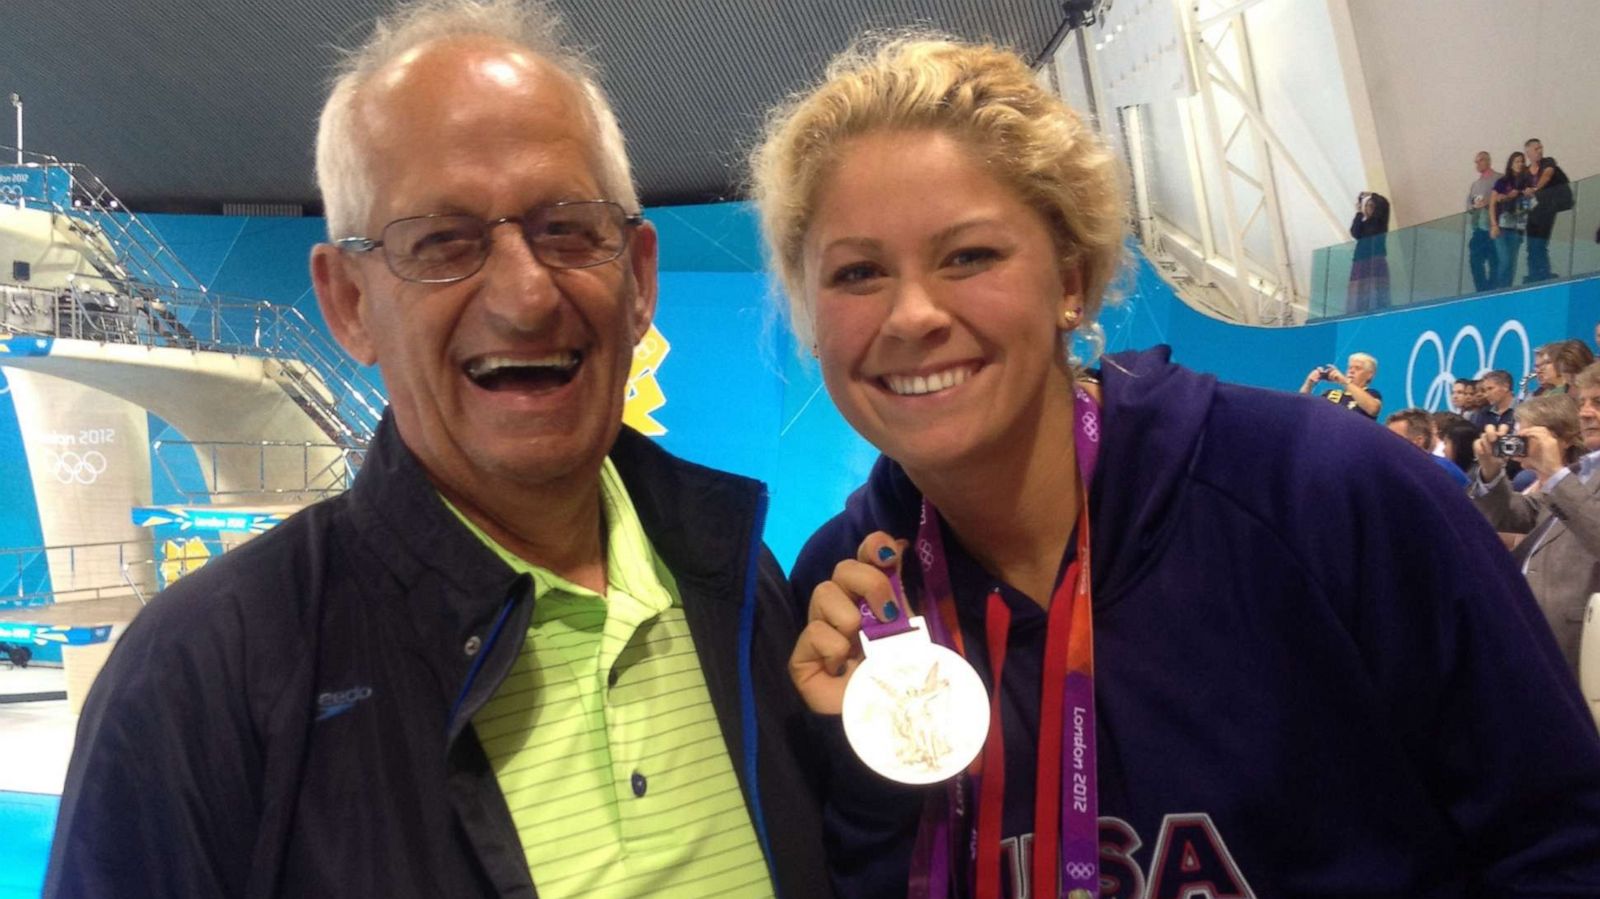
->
xmin=1300 ymin=352 xmax=1383 ymax=419
xmin=1469 ymin=363 xmax=1600 ymax=675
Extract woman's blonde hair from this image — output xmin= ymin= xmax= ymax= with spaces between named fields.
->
xmin=749 ymin=35 xmax=1128 ymax=349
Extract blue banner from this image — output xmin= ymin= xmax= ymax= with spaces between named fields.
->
xmin=131 ymin=505 xmax=286 ymax=534
xmin=0 ymin=164 xmax=70 ymax=209
xmin=0 ymin=621 xmax=112 ymax=646
xmin=0 ymin=337 xmax=53 ymax=358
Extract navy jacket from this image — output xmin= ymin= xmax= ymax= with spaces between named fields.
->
xmin=47 ymin=414 xmax=831 ymax=898
xmin=791 ymin=347 xmax=1600 ymax=898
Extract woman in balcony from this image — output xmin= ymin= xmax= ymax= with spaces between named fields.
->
xmin=1347 ymin=191 xmax=1390 ymax=313
xmin=1489 ymin=151 xmax=1533 ymax=288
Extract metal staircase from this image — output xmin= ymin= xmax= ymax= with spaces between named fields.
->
xmin=1 ymin=144 xmax=385 ymax=455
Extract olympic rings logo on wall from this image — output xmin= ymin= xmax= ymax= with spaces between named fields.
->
xmin=45 ymin=450 xmax=109 ymax=485
xmin=0 ymin=185 xmax=21 ymax=204
xmin=1407 ymin=320 xmax=1530 ymax=411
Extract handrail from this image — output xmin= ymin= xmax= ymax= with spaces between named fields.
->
xmin=1 ymin=145 xmax=386 ymax=448
xmin=1 ymin=145 xmax=204 ymax=293
xmin=152 ymin=437 xmax=361 ymax=501
xmin=0 ymin=538 xmax=159 ymax=606
xmin=1310 ymin=168 xmax=1600 ymax=319
xmin=0 ymin=277 xmax=385 ymax=443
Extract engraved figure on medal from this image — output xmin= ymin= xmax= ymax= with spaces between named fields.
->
xmin=843 ymin=618 xmax=989 ymax=785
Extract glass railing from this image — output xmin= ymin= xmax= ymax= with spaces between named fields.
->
xmin=1309 ymin=171 xmax=1600 ymax=319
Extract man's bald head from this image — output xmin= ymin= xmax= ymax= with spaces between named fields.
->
xmin=315 ymin=0 xmax=637 ymax=239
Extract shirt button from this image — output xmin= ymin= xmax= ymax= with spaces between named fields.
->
xmin=463 ymin=635 xmax=482 ymax=657
xmin=630 ymin=771 xmax=647 ymax=797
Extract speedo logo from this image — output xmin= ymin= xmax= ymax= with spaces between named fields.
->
xmin=315 ymin=686 xmax=374 ymax=722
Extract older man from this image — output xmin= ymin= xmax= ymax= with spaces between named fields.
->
xmin=1299 ymin=351 xmax=1383 ymax=418
xmin=44 ymin=2 xmax=828 ymax=897
xmin=1471 ymin=363 xmax=1600 ymax=675
xmin=1466 ymin=150 xmax=1500 ymax=292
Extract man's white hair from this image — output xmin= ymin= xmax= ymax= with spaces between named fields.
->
xmin=1349 ymin=352 xmax=1378 ymax=375
xmin=315 ymin=0 xmax=639 ymax=239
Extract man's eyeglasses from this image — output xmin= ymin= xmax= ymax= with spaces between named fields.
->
xmin=335 ymin=200 xmax=644 ymax=284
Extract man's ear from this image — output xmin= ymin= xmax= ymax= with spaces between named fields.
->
xmin=311 ymin=244 xmax=377 ymax=366
xmin=624 ymin=220 xmax=660 ymax=344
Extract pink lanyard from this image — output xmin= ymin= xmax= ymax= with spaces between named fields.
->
xmin=908 ymin=385 xmax=1101 ymax=899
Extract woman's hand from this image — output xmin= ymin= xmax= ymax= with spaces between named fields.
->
xmin=789 ymin=532 xmax=909 ymax=715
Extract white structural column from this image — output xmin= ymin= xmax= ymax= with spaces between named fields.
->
xmin=1072 ymin=0 xmax=1379 ymax=324
xmin=1324 ymin=0 xmax=1390 ymax=214
xmin=1178 ymin=0 xmax=1255 ymax=321
xmin=1181 ymin=0 xmax=1296 ymax=322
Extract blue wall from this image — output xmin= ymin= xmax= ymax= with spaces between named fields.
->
xmin=1103 ymin=252 xmax=1600 ymax=412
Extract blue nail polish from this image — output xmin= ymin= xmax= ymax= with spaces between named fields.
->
xmin=877 ymin=546 xmax=896 ymax=563
xmin=882 ymin=601 xmax=900 ymax=622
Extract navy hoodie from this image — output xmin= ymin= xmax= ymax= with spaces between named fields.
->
xmin=790 ymin=347 xmax=1600 ymax=898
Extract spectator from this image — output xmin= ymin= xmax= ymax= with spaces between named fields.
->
xmin=1523 ymin=138 xmax=1572 ymax=284
xmin=1470 ymin=373 xmax=1600 ymax=676
xmin=1388 ymin=408 xmax=1470 ymax=486
xmin=1514 ymin=393 xmax=1587 ymax=483
xmin=1529 ymin=340 xmax=1598 ymax=399
xmin=1489 ymin=151 xmax=1533 ymax=288
xmin=1452 ymin=378 xmax=1479 ymax=413
xmin=1466 ymin=151 xmax=1500 ymax=292
xmin=1299 ymin=352 xmax=1383 ymax=418
xmin=1441 ymin=419 xmax=1483 ymax=475
xmin=1553 ymin=339 xmax=1597 ymax=390
xmin=1348 ymin=191 xmax=1391 ymax=312
xmin=1472 ymin=370 xmax=1516 ymax=431
xmin=1527 ymin=345 xmax=1560 ymax=398
xmin=1593 ymin=321 xmax=1600 ymax=356
xmin=1430 ymin=409 xmax=1472 ymax=452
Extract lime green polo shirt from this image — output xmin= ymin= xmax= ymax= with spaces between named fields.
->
xmin=450 ymin=460 xmax=773 ymax=898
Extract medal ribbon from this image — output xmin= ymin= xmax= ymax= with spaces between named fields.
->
xmin=907 ymin=385 xmax=1100 ymax=898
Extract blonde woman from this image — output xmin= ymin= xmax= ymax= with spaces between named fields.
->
xmin=752 ymin=36 xmax=1600 ymax=898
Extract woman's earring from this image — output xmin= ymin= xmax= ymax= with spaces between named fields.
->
xmin=1061 ymin=308 xmax=1082 ymax=329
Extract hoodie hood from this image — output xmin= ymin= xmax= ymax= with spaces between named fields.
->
xmin=835 ymin=346 xmax=1216 ymax=608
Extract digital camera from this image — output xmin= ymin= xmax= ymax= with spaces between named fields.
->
xmin=1492 ymin=435 xmax=1528 ymax=458
xmin=1316 ymin=364 xmax=1336 ymax=379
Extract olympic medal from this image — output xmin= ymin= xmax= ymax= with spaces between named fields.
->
xmin=842 ymin=624 xmax=989 ymax=785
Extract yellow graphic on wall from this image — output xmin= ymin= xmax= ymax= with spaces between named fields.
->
xmin=624 ymin=324 xmax=670 ymax=436
xmin=159 ymin=537 xmax=213 ymax=587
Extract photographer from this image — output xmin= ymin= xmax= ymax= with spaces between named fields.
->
xmin=1470 ymin=380 xmax=1600 ymax=676
xmin=1300 ymin=352 xmax=1383 ymax=418
xmin=1347 ymin=191 xmax=1391 ymax=312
